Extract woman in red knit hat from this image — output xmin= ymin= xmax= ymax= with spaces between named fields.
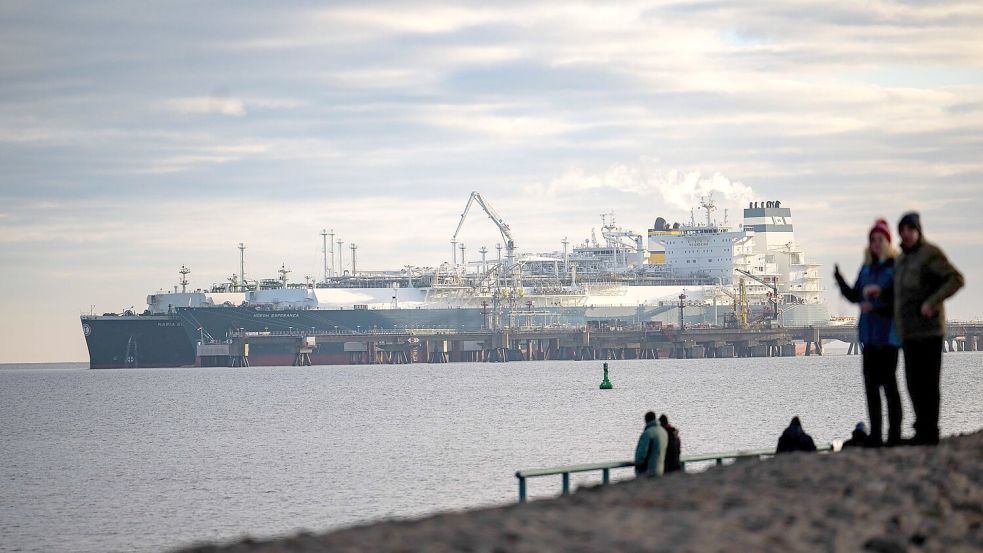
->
xmin=833 ymin=218 xmax=902 ymax=447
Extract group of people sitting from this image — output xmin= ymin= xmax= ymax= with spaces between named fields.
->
xmin=776 ymin=417 xmax=901 ymax=453
xmin=636 ymin=410 xmax=920 ymax=478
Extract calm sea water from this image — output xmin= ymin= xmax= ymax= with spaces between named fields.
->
xmin=2 ymin=354 xmax=981 ymax=553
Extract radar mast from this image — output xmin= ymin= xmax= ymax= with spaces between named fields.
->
xmin=278 ymin=263 xmax=291 ymax=288
xmin=699 ymin=193 xmax=717 ymax=227
xmin=178 ymin=265 xmax=190 ymax=293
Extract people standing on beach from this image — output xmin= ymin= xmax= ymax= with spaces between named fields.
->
xmin=833 ymin=218 xmax=903 ymax=447
xmin=894 ymin=212 xmax=964 ymax=446
xmin=634 ymin=411 xmax=668 ymax=477
xmin=658 ymin=414 xmax=682 ymax=473
xmin=776 ymin=417 xmax=817 ymax=453
xmin=843 ymin=422 xmax=869 ymax=448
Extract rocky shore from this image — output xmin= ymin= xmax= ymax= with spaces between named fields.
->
xmin=176 ymin=431 xmax=982 ymax=553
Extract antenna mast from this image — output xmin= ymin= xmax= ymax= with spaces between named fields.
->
xmin=337 ymin=239 xmax=344 ymax=275
xmin=329 ymin=229 xmax=335 ymax=278
xmin=561 ymin=237 xmax=569 ymax=276
xmin=178 ymin=265 xmax=190 ymax=293
xmin=238 ymin=243 xmax=246 ymax=292
xmin=320 ymin=229 xmax=329 ymax=283
xmin=350 ymin=243 xmax=357 ymax=277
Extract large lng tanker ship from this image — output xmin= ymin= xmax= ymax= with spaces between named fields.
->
xmin=81 ymin=196 xmax=829 ymax=367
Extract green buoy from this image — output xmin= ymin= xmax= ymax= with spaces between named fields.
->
xmin=599 ymin=362 xmax=613 ymax=389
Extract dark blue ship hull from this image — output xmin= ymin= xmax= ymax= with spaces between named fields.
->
xmin=81 ymin=315 xmax=197 ymax=368
xmin=80 ymin=304 xmax=668 ymax=368
xmin=81 ymin=307 xmax=488 ymax=368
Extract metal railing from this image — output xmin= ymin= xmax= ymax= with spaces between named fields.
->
xmin=228 ymin=328 xmax=461 ymax=338
xmin=514 ymin=444 xmax=833 ymax=502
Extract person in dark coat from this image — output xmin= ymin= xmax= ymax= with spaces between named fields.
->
xmin=659 ymin=414 xmax=682 ymax=473
xmin=776 ymin=416 xmax=817 ymax=454
xmin=843 ymin=422 xmax=869 ymax=448
xmin=894 ymin=212 xmax=964 ymax=445
xmin=833 ymin=218 xmax=903 ymax=447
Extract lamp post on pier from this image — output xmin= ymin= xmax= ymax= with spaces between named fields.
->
xmin=678 ymin=292 xmax=687 ymax=331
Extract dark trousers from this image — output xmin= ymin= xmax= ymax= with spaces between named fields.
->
xmin=902 ymin=336 xmax=943 ymax=443
xmin=861 ymin=345 xmax=902 ymax=444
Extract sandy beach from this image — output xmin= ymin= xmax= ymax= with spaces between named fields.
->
xmin=174 ymin=430 xmax=982 ymax=553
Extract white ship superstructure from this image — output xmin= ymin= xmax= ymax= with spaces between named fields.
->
xmin=143 ymin=196 xmax=829 ymax=327
xmin=643 ymin=198 xmax=826 ymax=326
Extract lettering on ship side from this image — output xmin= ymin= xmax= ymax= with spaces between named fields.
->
xmin=156 ymin=322 xmax=181 ymax=327
xmin=253 ymin=313 xmax=300 ymax=318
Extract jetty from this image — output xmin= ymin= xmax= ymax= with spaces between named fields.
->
xmin=198 ymin=322 xmax=983 ymax=366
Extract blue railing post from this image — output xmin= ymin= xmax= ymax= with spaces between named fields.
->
xmin=518 ymin=475 xmax=527 ymax=502
xmin=561 ymin=473 xmax=570 ymax=495
xmin=602 ymin=468 xmax=610 ymax=484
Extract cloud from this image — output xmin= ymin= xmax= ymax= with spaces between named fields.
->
xmin=415 ymin=103 xmax=576 ymax=139
xmin=319 ymin=68 xmax=433 ymax=89
xmin=527 ymin=159 xmax=755 ymax=213
xmin=162 ymin=96 xmax=247 ymax=117
xmin=316 ymin=6 xmax=498 ymax=34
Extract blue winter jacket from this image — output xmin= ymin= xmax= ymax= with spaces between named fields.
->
xmin=835 ymin=258 xmax=900 ymax=347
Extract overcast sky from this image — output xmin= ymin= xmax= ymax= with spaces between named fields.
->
xmin=2 ymin=1 xmax=982 ymax=362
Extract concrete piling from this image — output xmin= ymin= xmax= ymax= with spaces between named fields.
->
xmin=686 ymin=345 xmax=705 ymax=359
xmin=715 ymin=345 xmax=735 ymax=358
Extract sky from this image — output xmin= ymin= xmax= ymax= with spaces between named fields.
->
xmin=1 ymin=1 xmax=982 ymax=363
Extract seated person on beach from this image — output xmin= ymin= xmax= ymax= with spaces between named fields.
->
xmin=843 ymin=422 xmax=869 ymax=448
xmin=634 ymin=411 xmax=668 ymax=477
xmin=776 ymin=416 xmax=818 ymax=454
xmin=659 ymin=414 xmax=682 ymax=473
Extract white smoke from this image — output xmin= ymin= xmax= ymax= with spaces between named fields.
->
xmin=530 ymin=158 xmax=755 ymax=215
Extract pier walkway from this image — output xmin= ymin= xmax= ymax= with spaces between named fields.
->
xmin=199 ymin=322 xmax=983 ymax=366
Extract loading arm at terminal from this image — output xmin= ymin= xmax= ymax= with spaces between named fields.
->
xmin=715 ymin=279 xmax=749 ymax=329
xmin=734 ymin=268 xmax=780 ymax=325
xmin=452 ymin=191 xmax=516 ymax=261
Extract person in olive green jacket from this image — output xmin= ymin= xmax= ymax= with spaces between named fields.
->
xmin=894 ymin=212 xmax=964 ymax=445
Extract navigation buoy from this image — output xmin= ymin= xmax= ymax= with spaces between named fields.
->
xmin=599 ymin=362 xmax=613 ymax=389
